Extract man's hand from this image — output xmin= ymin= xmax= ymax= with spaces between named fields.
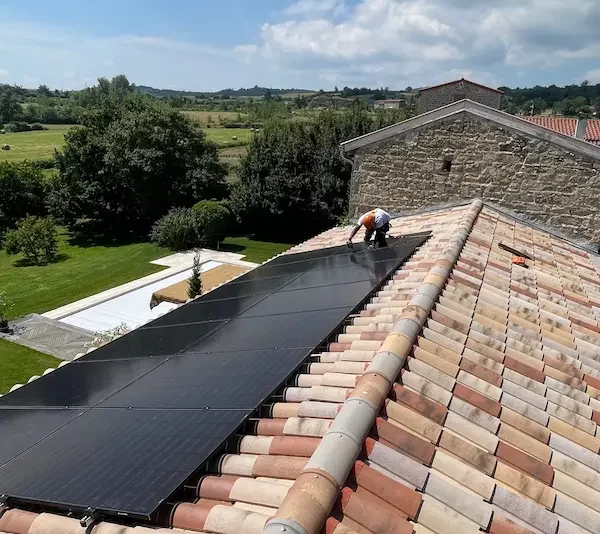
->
xmin=346 ymin=239 xmax=353 ymax=248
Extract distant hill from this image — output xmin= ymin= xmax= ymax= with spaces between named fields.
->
xmin=136 ymin=85 xmax=315 ymax=99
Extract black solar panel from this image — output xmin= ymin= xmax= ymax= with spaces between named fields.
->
xmin=190 ymin=273 xmax=296 ymax=302
xmin=0 ymin=232 xmax=430 ymax=520
xmin=98 ymin=349 xmax=309 ymax=410
xmin=142 ymin=294 xmax=268 ymax=327
xmin=80 ymin=320 xmax=226 ymax=361
xmin=0 ymin=409 xmax=83 ymax=467
xmin=0 ymin=358 xmax=166 ymax=408
xmin=0 ymin=408 xmax=249 ymax=516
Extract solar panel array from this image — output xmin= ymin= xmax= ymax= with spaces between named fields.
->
xmin=0 ymin=233 xmax=429 ymax=520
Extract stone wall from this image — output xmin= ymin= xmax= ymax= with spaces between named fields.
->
xmin=419 ymin=81 xmax=502 ymax=113
xmin=349 ymin=115 xmax=600 ymax=243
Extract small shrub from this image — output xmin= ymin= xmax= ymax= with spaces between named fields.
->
xmin=32 ymin=159 xmax=57 ymax=170
xmin=187 ymin=252 xmax=203 ymax=298
xmin=0 ymin=291 xmax=14 ymax=322
xmin=192 ymin=200 xmax=230 ymax=247
xmin=29 ymin=123 xmax=47 ymax=131
xmin=4 ymin=122 xmax=31 ymax=133
xmin=150 ymin=208 xmax=200 ymax=251
xmin=4 ymin=216 xmax=59 ymax=265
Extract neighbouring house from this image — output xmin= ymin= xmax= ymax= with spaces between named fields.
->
xmin=343 ymin=99 xmax=600 ymax=244
xmin=419 ymin=78 xmax=504 ymax=114
xmin=4 ymin=201 xmax=600 ymax=534
xmin=373 ymin=99 xmax=406 ymax=110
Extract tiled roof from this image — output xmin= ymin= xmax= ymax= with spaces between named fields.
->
xmin=3 ymin=200 xmax=600 ymax=534
xmin=523 ymin=116 xmax=600 ymax=145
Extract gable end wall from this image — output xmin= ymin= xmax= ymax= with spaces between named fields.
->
xmin=349 ymin=115 xmax=600 ymax=243
xmin=419 ymin=82 xmax=502 ymax=113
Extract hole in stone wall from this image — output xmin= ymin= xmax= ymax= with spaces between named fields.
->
xmin=442 ymin=158 xmax=452 ymax=172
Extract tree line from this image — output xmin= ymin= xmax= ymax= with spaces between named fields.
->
xmin=500 ymin=81 xmax=600 ymax=117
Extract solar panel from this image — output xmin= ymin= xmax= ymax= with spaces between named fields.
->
xmin=0 ymin=408 xmax=249 ymax=516
xmin=0 ymin=409 xmax=83 ymax=467
xmin=98 ymin=348 xmax=309 ymax=410
xmin=239 ymin=281 xmax=374 ymax=317
xmin=142 ymin=294 xmax=268 ymax=327
xmin=80 ymin=320 xmax=226 ymax=362
xmin=181 ymin=308 xmax=346 ymax=353
xmin=0 ymin=232 xmax=430 ymax=520
xmin=190 ymin=273 xmax=297 ymax=302
xmin=0 ymin=358 xmax=166 ymax=408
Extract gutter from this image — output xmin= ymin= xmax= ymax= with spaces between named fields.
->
xmin=264 ymin=198 xmax=484 ymax=534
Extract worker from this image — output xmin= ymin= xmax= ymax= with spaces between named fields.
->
xmin=347 ymin=208 xmax=391 ymax=248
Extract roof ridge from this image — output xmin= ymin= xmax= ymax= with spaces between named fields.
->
xmin=264 ymin=199 xmax=484 ymax=534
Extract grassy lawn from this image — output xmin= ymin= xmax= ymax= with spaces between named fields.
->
xmin=183 ymin=110 xmax=246 ymax=126
xmin=0 ymin=124 xmax=253 ymax=160
xmin=204 ymin=128 xmax=253 ymax=148
xmin=0 ymin=126 xmax=73 ymax=161
xmin=0 ymin=339 xmax=60 ymax=394
xmin=1 ymin=228 xmax=168 ymax=320
xmin=221 ymin=237 xmax=291 ymax=264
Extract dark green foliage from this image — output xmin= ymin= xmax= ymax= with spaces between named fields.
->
xmin=32 ymin=159 xmax=57 ymax=170
xmin=0 ymin=161 xmax=47 ymax=221
xmin=53 ymin=94 xmax=227 ymax=232
xmin=151 ymin=202 xmax=230 ymax=251
xmin=187 ymin=253 xmax=203 ymax=299
xmin=0 ymin=86 xmax=21 ymax=123
xmin=231 ymin=103 xmax=387 ymax=241
xmin=150 ymin=208 xmax=200 ymax=251
xmin=4 ymin=217 xmax=58 ymax=265
xmin=192 ymin=200 xmax=230 ymax=246
xmin=4 ymin=122 xmax=32 ymax=133
xmin=500 ymin=82 xmax=600 ymax=116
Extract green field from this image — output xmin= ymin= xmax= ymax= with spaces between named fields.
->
xmin=0 ymin=126 xmax=73 ymax=161
xmin=0 ymin=123 xmax=252 ymax=161
xmin=0 ymin=228 xmax=169 ymax=320
xmin=183 ymin=110 xmax=246 ymax=126
xmin=204 ymin=128 xmax=253 ymax=148
xmin=0 ymin=339 xmax=60 ymax=394
xmin=221 ymin=237 xmax=291 ymax=263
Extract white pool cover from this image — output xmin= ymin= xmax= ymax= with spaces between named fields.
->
xmin=60 ymin=261 xmax=222 ymax=332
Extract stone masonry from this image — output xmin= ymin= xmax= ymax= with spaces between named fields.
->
xmin=419 ymin=80 xmax=502 ymax=114
xmin=349 ymin=115 xmax=600 ymax=243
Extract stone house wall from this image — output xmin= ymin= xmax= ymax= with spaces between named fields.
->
xmin=349 ymin=115 xmax=600 ymax=243
xmin=419 ymin=82 xmax=502 ymax=113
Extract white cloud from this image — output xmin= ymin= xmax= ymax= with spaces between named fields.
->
xmin=583 ymin=69 xmax=600 ymax=85
xmin=259 ymin=0 xmax=600 ymax=87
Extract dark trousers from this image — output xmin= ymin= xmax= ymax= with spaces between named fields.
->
xmin=364 ymin=222 xmax=390 ymax=248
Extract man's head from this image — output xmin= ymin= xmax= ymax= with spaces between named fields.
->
xmin=362 ymin=211 xmax=376 ymax=230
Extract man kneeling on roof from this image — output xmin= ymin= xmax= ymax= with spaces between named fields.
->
xmin=347 ymin=208 xmax=391 ymax=248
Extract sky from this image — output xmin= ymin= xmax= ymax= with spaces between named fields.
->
xmin=1 ymin=0 xmax=599 ymax=92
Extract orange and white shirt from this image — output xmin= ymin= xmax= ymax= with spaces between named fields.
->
xmin=358 ymin=209 xmax=391 ymax=230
